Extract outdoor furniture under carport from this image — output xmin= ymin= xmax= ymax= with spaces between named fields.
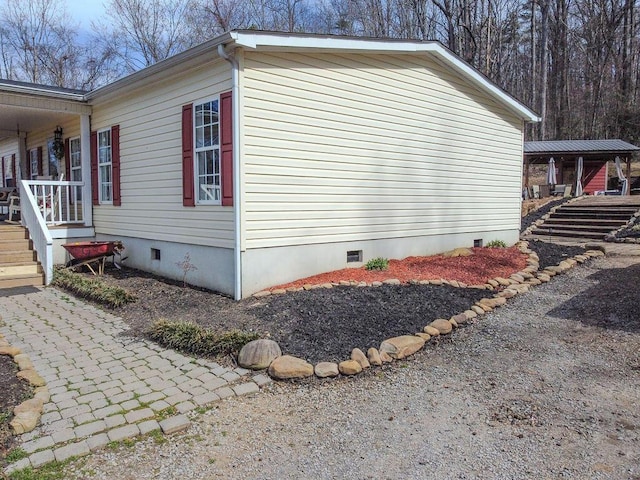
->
xmin=523 ymin=139 xmax=640 ymax=196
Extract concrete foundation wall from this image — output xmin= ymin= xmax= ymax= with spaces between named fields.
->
xmin=241 ymin=228 xmax=519 ymax=297
xmin=83 ymin=235 xmax=235 ymax=296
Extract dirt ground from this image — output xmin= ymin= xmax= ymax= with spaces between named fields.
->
xmin=60 ymin=248 xmax=640 ymax=480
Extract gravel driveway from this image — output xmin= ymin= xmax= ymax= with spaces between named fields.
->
xmin=62 ymin=248 xmax=640 ymax=480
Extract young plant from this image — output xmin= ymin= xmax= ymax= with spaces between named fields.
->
xmin=52 ymin=268 xmax=136 ymax=308
xmin=485 ymin=240 xmax=507 ymax=248
xmin=148 ymin=319 xmax=259 ymax=357
xmin=175 ymin=253 xmax=198 ymax=287
xmin=365 ymin=257 xmax=390 ymax=271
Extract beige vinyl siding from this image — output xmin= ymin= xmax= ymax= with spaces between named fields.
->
xmin=90 ymin=59 xmax=234 ymax=248
xmin=242 ymin=51 xmax=524 ymax=249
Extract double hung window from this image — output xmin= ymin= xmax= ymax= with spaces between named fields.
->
xmin=98 ymin=129 xmax=112 ymax=203
xmin=29 ymin=149 xmax=39 ymax=179
xmin=70 ymin=137 xmax=82 ymax=200
xmin=194 ymin=99 xmax=220 ymax=204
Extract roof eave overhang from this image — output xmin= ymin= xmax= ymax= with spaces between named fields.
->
xmin=0 ymin=82 xmax=86 ymax=102
xmin=229 ymin=31 xmax=541 ymax=123
xmin=525 ymin=150 xmax=638 ymax=158
xmin=85 ymin=30 xmax=539 ymax=122
xmin=85 ymin=32 xmax=235 ymax=102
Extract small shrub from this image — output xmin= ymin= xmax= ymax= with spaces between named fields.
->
xmin=52 ymin=268 xmax=136 ymax=308
xmin=485 ymin=240 xmax=508 ymax=248
xmin=365 ymin=257 xmax=389 ymax=271
xmin=148 ymin=319 xmax=259 ymax=357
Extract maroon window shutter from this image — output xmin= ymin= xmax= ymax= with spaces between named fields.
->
xmin=220 ymin=91 xmax=233 ymax=206
xmin=64 ymin=138 xmax=71 ymax=181
xmin=182 ymin=104 xmax=195 ymax=207
xmin=12 ymin=154 xmax=16 ymax=182
xmin=111 ymin=125 xmax=121 ymax=206
xmin=37 ymin=146 xmax=43 ymax=176
xmin=1 ymin=157 xmax=4 ymax=187
xmin=90 ymin=131 xmax=99 ymax=205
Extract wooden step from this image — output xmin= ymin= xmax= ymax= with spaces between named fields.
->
xmin=0 ymin=273 xmax=44 ymax=289
xmin=0 ymin=250 xmax=37 ymax=263
xmin=530 ymin=228 xmax=606 ymax=239
xmin=542 ymin=218 xmax=626 ymax=227
xmin=0 ymin=263 xmax=42 ymax=276
xmin=536 ymin=224 xmax=616 ymax=233
xmin=0 ymin=239 xmax=32 ymax=251
xmin=550 ymin=212 xmax=633 ymax=220
xmin=0 ymin=226 xmax=28 ymax=240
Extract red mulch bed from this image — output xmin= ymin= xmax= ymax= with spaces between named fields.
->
xmin=273 ymin=246 xmax=528 ymax=290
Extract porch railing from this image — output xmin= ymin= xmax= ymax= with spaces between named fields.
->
xmin=18 ymin=179 xmax=86 ymax=285
xmin=18 ymin=180 xmax=53 ymax=285
xmin=26 ymin=180 xmax=85 ymax=225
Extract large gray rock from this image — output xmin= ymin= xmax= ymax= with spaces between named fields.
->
xmin=379 ymin=335 xmax=425 ymax=359
xmin=268 ymin=355 xmax=314 ymax=380
xmin=429 ymin=319 xmax=453 ymax=335
xmin=338 ymin=360 xmax=362 ymax=376
xmin=315 ymin=362 xmax=339 ymax=378
xmin=238 ymin=339 xmax=282 ymax=370
xmin=351 ymin=348 xmax=370 ymax=369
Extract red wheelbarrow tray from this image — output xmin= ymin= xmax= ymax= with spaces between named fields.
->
xmin=62 ymin=241 xmax=124 ymax=275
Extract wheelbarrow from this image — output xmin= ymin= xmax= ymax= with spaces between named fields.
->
xmin=62 ymin=241 xmax=125 ymax=275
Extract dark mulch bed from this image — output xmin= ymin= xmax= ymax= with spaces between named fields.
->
xmin=528 ymin=239 xmax=587 ymax=269
xmin=0 ymin=356 xmax=32 ymax=461
xmin=251 ymin=284 xmax=488 ymax=363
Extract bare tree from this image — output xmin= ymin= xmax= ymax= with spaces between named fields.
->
xmin=97 ymin=0 xmax=198 ymax=71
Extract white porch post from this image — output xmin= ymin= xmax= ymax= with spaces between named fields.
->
xmin=80 ymin=114 xmax=93 ymax=227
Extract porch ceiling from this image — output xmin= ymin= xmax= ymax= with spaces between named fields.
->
xmin=0 ymin=104 xmax=83 ymax=141
xmin=0 ymin=82 xmax=91 ymax=141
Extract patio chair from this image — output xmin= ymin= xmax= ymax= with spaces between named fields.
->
xmin=530 ymin=185 xmax=540 ymax=199
xmin=6 ymin=195 xmax=20 ymax=223
xmin=37 ymin=174 xmax=63 ymax=222
xmin=0 ymin=187 xmax=17 ymax=215
xmin=552 ymin=184 xmax=566 ymax=196
xmin=563 ymin=185 xmax=572 ymax=197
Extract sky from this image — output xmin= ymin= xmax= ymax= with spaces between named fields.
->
xmin=65 ymin=0 xmax=107 ymax=35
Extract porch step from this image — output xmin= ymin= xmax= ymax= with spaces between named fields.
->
xmin=0 ymin=225 xmax=29 ymax=240
xmin=0 ymin=224 xmax=44 ymax=288
xmin=0 ymin=250 xmax=37 ymax=263
xmin=0 ymin=273 xmax=45 ymax=289
xmin=0 ymin=238 xmax=32 ymax=251
xmin=0 ymin=263 xmax=42 ymax=276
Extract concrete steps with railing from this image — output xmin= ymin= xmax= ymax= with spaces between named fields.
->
xmin=0 ymin=224 xmax=45 ymax=288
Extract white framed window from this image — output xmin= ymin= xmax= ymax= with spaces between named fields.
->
xmin=98 ymin=128 xmax=112 ymax=203
xmin=194 ymin=98 xmax=220 ymax=204
xmin=3 ymin=157 xmax=12 ymax=187
xmin=70 ymin=137 xmax=82 ymax=200
xmin=29 ymin=149 xmax=38 ymax=179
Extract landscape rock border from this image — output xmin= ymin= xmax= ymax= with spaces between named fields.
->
xmin=0 ymin=333 xmax=48 ymax=435
xmin=261 ymin=240 xmax=605 ymax=381
xmin=605 ymin=209 xmax=640 ymax=244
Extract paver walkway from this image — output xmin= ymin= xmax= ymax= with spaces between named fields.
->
xmin=1 ymin=286 xmax=269 ymax=473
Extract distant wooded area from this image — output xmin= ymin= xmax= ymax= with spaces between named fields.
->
xmin=1 ymin=0 xmax=638 ymax=142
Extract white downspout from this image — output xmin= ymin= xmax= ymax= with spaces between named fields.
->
xmin=218 ymin=43 xmax=242 ymax=300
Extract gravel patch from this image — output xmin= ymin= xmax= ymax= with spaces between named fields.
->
xmin=57 ymin=252 xmax=640 ymax=480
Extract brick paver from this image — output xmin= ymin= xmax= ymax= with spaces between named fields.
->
xmin=0 ymin=287 xmax=266 ymax=474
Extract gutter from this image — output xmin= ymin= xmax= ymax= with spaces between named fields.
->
xmin=217 ymin=44 xmax=242 ymax=300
